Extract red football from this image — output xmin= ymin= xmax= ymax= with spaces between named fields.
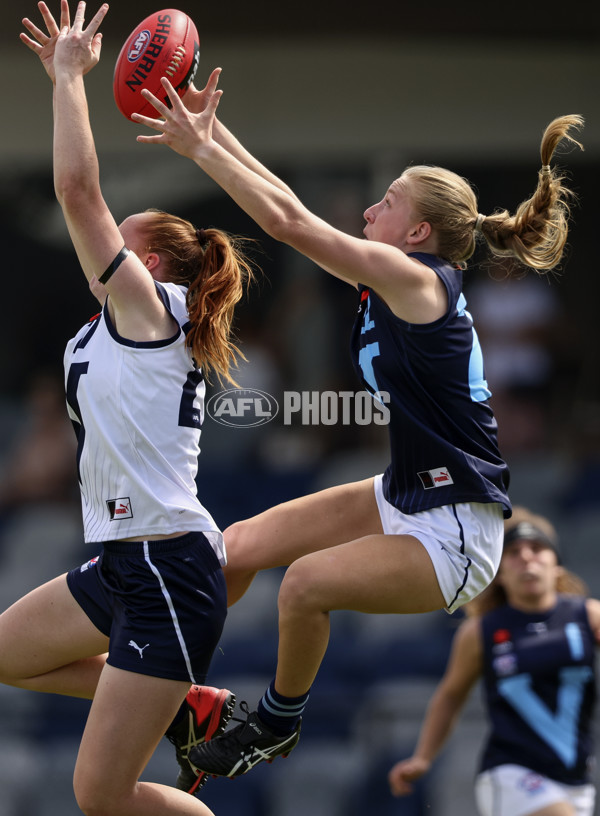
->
xmin=113 ymin=9 xmax=200 ymax=121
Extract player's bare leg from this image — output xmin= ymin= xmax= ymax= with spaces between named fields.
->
xmin=274 ymin=532 xmax=446 ymax=696
xmin=190 ymin=531 xmax=446 ymax=779
xmin=74 ymin=664 xmax=217 ymax=815
xmin=0 ymin=574 xmax=107 ymax=697
xmin=223 ymin=477 xmax=383 ymax=604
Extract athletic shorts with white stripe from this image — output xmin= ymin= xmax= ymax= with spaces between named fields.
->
xmin=66 ymin=531 xmax=227 ymax=683
xmin=374 ymin=474 xmax=504 ymax=613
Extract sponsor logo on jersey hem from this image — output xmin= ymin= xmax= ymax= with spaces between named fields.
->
xmin=417 ymin=467 xmax=454 ymax=489
xmin=107 ymin=497 xmax=134 ymax=520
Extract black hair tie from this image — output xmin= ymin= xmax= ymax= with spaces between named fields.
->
xmin=195 ymin=227 xmax=209 ymax=246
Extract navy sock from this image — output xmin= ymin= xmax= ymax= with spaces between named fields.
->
xmin=257 ymin=679 xmax=309 ymax=736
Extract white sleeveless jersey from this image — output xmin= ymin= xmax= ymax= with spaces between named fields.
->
xmin=64 ymin=282 xmax=225 ymax=562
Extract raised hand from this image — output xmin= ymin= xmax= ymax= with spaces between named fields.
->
xmin=54 ymin=1 xmax=108 ymax=77
xmin=21 ymin=1 xmax=108 ymax=81
xmin=182 ymin=67 xmax=223 ymax=114
xmin=132 ymin=73 xmax=223 ymax=160
xmin=20 ymin=0 xmax=71 ymax=81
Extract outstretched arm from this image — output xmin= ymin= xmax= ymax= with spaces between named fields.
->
xmin=25 ymin=1 xmax=173 ymax=336
xmin=184 ymin=70 xmax=300 ymax=202
xmin=388 ymin=617 xmax=483 ymax=797
xmin=174 ymin=70 xmax=356 ymax=287
xmin=52 ymin=1 xmax=111 ymax=282
xmin=133 ymin=75 xmax=430 ymax=300
xmin=22 ymin=0 xmax=113 ymax=281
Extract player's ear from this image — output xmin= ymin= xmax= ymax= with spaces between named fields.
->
xmin=406 ymin=221 xmax=432 ymax=245
xmin=145 ymin=252 xmax=161 ymax=272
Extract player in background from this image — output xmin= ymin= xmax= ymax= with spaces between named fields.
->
xmin=388 ymin=506 xmax=600 ymax=816
xmin=133 ymin=68 xmax=583 ymax=780
xmin=2 ymin=3 xmax=259 ymax=812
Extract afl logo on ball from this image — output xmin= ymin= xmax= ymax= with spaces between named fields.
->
xmin=127 ymin=30 xmax=151 ymax=62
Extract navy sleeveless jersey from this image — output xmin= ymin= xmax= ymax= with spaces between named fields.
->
xmin=350 ymin=252 xmax=511 ymax=516
xmin=479 ymin=595 xmax=597 ymax=784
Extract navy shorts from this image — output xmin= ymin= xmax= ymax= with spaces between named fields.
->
xmin=66 ymin=531 xmax=227 ymax=684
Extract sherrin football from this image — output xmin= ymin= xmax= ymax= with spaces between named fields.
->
xmin=113 ymin=9 xmax=200 ymax=121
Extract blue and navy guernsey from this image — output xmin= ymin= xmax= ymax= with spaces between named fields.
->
xmin=350 ymin=252 xmax=511 ymax=517
xmin=479 ymin=596 xmax=597 ymax=785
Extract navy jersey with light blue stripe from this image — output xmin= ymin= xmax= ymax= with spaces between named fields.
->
xmin=479 ymin=595 xmax=597 ymax=784
xmin=350 ymin=252 xmax=511 ymax=516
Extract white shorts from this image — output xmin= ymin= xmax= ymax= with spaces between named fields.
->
xmin=373 ymin=474 xmax=503 ymax=612
xmin=475 ymin=764 xmax=595 ymax=816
